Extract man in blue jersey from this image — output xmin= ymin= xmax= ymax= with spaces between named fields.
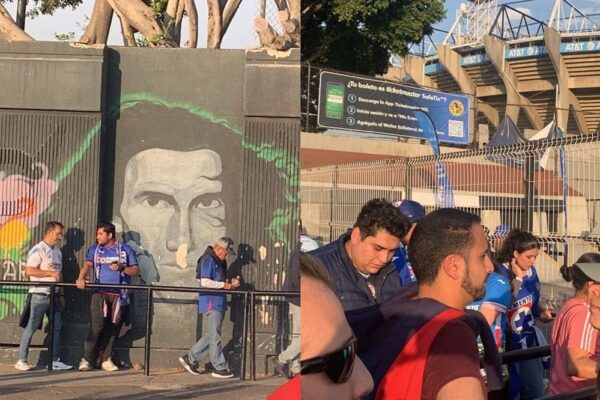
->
xmin=179 ymin=237 xmax=240 ymax=378
xmin=392 ymin=200 xmax=425 ymax=285
xmin=76 ymin=222 xmax=139 ymax=372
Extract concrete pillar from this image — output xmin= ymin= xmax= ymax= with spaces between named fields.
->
xmin=483 ymin=35 xmax=543 ymax=130
xmin=543 ymin=26 xmax=589 ymax=134
xmin=402 ymin=55 xmax=438 ymax=89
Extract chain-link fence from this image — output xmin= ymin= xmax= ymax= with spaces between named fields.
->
xmin=301 ymin=133 xmax=600 ymax=306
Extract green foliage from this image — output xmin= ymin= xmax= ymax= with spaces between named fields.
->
xmin=54 ymin=31 xmax=75 ymax=41
xmin=25 ymin=0 xmax=83 ymax=17
xmin=302 ymin=0 xmax=445 ymax=75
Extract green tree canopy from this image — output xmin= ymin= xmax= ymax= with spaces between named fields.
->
xmin=302 ymin=0 xmax=445 ymax=75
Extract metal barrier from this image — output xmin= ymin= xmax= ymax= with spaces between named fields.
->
xmin=0 ymin=280 xmax=298 ymax=380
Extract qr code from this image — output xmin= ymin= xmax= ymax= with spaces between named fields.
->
xmin=448 ymin=120 xmax=463 ymax=137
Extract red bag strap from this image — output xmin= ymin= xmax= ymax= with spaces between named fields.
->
xmin=375 ymin=308 xmax=465 ymax=400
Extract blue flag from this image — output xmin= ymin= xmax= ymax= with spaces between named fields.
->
xmin=415 ymin=112 xmax=455 ymax=208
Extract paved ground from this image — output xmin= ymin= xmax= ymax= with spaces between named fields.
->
xmin=0 ymin=364 xmax=284 ymax=399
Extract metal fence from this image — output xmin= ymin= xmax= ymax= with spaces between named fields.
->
xmin=301 ymin=133 xmax=600 ymax=306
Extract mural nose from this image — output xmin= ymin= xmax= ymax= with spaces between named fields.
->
xmin=166 ymin=210 xmax=193 ymax=252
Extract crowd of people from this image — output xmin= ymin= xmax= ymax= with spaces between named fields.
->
xmin=295 ymin=198 xmax=600 ymax=400
xmin=15 ymin=220 xmax=240 ymax=379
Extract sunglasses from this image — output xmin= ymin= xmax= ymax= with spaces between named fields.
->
xmin=300 ymin=335 xmax=357 ymax=383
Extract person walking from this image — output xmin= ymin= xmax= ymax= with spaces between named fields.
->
xmin=179 ymin=237 xmax=240 ymax=378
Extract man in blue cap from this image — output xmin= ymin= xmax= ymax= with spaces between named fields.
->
xmin=392 ymin=200 xmax=425 ymax=285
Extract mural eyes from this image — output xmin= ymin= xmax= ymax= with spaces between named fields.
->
xmin=138 ymin=193 xmax=175 ymax=209
xmin=192 ymin=198 xmax=223 ymax=210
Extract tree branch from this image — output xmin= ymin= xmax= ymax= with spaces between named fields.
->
xmin=107 ymin=0 xmax=172 ymax=46
xmin=118 ymin=14 xmax=136 ymax=46
xmin=206 ymin=0 xmax=222 ymax=48
xmin=0 ymin=3 xmax=35 ymax=41
xmin=79 ymin=0 xmax=113 ymax=45
xmin=221 ymin=0 xmax=241 ymax=38
xmin=184 ymin=0 xmax=198 ymax=48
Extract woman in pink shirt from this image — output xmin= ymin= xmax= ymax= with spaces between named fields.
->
xmin=549 ymin=253 xmax=600 ymax=395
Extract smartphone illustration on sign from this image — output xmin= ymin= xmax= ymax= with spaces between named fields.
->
xmin=326 ymin=82 xmax=345 ymax=119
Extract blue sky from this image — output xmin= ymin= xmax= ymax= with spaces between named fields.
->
xmin=432 ymin=0 xmax=600 ymax=44
xmin=2 ymin=0 xmax=258 ymax=48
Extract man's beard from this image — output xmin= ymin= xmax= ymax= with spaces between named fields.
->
xmin=461 ymin=264 xmax=486 ymax=301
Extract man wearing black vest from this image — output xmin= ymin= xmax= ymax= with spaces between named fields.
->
xmin=310 ymin=198 xmax=410 ymax=311
xmin=347 ymin=208 xmax=502 ymax=400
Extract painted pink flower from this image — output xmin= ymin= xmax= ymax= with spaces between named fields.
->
xmin=0 ymin=163 xmax=58 ymax=228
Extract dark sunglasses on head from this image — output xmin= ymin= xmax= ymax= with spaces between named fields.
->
xmin=300 ymin=335 xmax=357 ymax=383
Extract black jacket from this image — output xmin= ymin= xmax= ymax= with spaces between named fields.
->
xmin=310 ymin=232 xmax=402 ymax=311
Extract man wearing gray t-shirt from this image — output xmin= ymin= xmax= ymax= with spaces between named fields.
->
xmin=15 ymin=221 xmax=72 ymax=371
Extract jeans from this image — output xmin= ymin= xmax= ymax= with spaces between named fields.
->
xmin=18 ymin=293 xmax=62 ymax=362
xmin=509 ymin=357 xmax=545 ymax=400
xmin=278 ymin=303 xmax=300 ymax=373
xmin=187 ymin=310 xmax=228 ymax=371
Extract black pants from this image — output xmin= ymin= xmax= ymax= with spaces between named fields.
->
xmin=83 ymin=292 xmax=127 ymax=363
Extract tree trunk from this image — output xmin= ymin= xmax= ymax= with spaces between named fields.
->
xmin=278 ymin=10 xmax=299 ymax=46
xmin=254 ymin=16 xmax=277 ymax=47
xmin=164 ymin=0 xmax=183 ymax=45
xmin=288 ymin=0 xmax=300 ymax=21
xmin=184 ymin=0 xmax=198 ymax=48
xmin=118 ymin=15 xmax=137 ymax=46
xmin=206 ymin=0 xmax=222 ymax=48
xmin=221 ymin=0 xmax=241 ymax=37
xmin=107 ymin=0 xmax=172 ymax=46
xmin=79 ymin=0 xmax=113 ymax=45
xmin=0 ymin=3 xmax=34 ymax=41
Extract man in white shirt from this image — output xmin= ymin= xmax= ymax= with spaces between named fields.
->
xmin=15 ymin=221 xmax=72 ymax=371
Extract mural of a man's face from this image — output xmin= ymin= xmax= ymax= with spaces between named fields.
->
xmin=118 ymin=148 xmax=226 ymax=286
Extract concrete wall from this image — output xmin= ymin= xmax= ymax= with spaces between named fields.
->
xmin=0 ymin=42 xmax=299 ymax=375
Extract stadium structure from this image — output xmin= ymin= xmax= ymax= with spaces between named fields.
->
xmin=387 ymin=0 xmax=600 ymax=143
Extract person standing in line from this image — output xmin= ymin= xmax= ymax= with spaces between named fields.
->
xmin=392 ymin=199 xmax=425 ymax=285
xmin=15 ymin=221 xmax=72 ymax=371
xmin=310 ymin=198 xmax=410 ymax=311
xmin=495 ymin=229 xmax=553 ymax=400
xmin=548 ymin=253 xmax=600 ymax=395
xmin=179 ymin=237 xmax=240 ymax=378
xmin=76 ymin=222 xmax=139 ymax=372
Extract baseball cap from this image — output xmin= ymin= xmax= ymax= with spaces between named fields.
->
xmin=215 ymin=237 xmax=236 ymax=255
xmin=493 ymin=224 xmax=511 ymax=237
xmin=397 ymin=200 xmax=425 ymax=224
xmin=575 ymin=263 xmax=600 ymax=282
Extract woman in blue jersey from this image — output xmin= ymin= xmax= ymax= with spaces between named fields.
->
xmin=496 ymin=229 xmax=553 ymax=400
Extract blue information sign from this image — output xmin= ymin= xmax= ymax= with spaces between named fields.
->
xmin=317 ymin=71 xmax=470 ymax=145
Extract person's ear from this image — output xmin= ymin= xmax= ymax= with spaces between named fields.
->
xmin=441 ymin=254 xmax=464 ymax=280
xmin=350 ymin=227 xmax=362 ymax=243
xmin=588 ymin=283 xmax=600 ymax=298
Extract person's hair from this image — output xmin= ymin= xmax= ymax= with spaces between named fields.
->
xmin=354 ymin=198 xmax=409 ymax=240
xmin=300 ymin=253 xmax=332 ymax=289
xmin=495 ymin=229 xmax=540 ymax=264
xmin=96 ymin=222 xmax=116 ymax=238
xmin=44 ymin=221 xmax=64 ymax=235
xmin=560 ymin=252 xmax=600 ymax=291
xmin=408 ymin=208 xmax=481 ymax=284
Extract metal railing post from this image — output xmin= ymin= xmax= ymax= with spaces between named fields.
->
xmin=250 ymin=292 xmax=256 ymax=381
xmin=240 ymin=291 xmax=249 ymax=381
xmin=47 ymin=283 xmax=55 ymax=371
xmin=144 ymin=287 xmax=153 ymax=376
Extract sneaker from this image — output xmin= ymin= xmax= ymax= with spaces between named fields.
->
xmin=211 ymin=369 xmax=234 ymax=378
xmin=101 ymin=358 xmax=119 ymax=372
xmin=275 ymin=360 xmax=290 ymax=379
xmin=14 ymin=360 xmax=31 ymax=371
xmin=78 ymin=358 xmax=92 ymax=371
xmin=178 ymin=355 xmax=200 ymax=376
xmin=52 ymin=359 xmax=73 ymax=371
